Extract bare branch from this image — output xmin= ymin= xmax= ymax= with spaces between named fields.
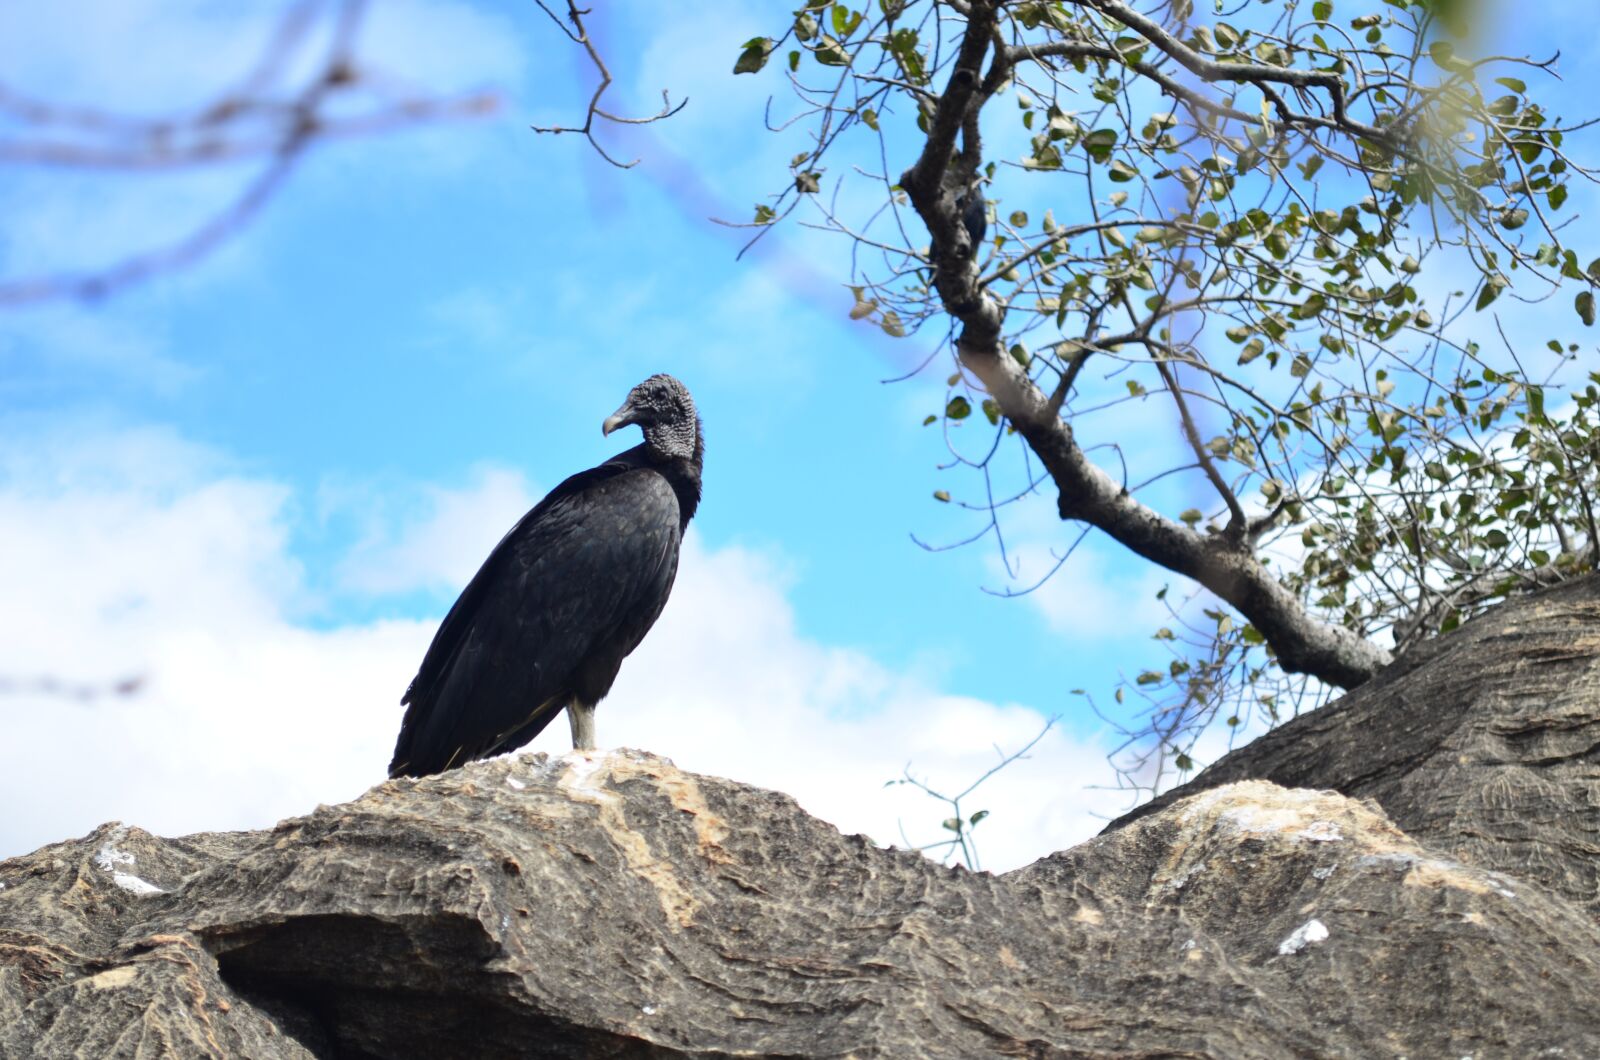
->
xmin=529 ymin=1 xmax=687 ymax=169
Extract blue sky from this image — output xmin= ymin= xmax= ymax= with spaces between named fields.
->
xmin=2 ymin=0 xmax=1595 ymax=869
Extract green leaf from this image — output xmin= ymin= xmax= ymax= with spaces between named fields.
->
xmin=1427 ymin=40 xmax=1465 ymax=72
xmin=831 ymin=4 xmax=857 ymax=37
xmin=794 ymin=170 xmax=822 ymax=194
xmin=1475 ymin=274 xmax=1508 ymax=311
xmin=733 ymin=37 xmax=774 ymax=74
xmin=969 ymin=810 xmax=990 ymax=825
xmin=1312 ymin=0 xmax=1332 ymax=19
xmin=933 ymin=489 xmax=951 ymax=502
xmin=1498 ymin=208 xmax=1529 ymax=231
xmin=1081 ymin=128 xmax=1119 ymax=161
xmin=946 ymin=395 xmax=972 ymax=420
xmin=1578 ymin=290 xmax=1596 ymax=327
xmin=813 ymin=35 xmax=851 ymax=66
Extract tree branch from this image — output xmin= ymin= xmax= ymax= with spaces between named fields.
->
xmin=885 ymin=4 xmax=1396 ymax=689
xmin=529 ymin=0 xmax=686 ymax=168
xmin=1153 ymin=357 xmax=1247 ymax=536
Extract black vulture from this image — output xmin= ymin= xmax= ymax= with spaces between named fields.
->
xmin=388 ymin=374 xmax=703 ymax=777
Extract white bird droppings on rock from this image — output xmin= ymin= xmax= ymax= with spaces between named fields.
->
xmin=642 ymin=1005 xmax=657 ymax=1016
xmin=93 ymin=845 xmax=135 ymax=872
xmin=1296 ymin=820 xmax=1343 ymax=842
xmin=1278 ymin=918 xmax=1329 ymax=956
xmin=559 ymin=749 xmax=613 ymax=791
xmin=111 ymin=873 xmax=163 ymax=896
xmin=505 ymin=777 xmax=526 ymax=790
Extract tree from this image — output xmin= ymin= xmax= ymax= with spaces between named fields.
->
xmin=733 ymin=0 xmax=1600 ymax=780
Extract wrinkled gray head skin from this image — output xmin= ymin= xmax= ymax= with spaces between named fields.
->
xmin=602 ymin=374 xmax=699 ymax=460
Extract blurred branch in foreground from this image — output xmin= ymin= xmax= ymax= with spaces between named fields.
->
xmin=0 ymin=674 xmax=145 ymax=701
xmin=0 ymin=0 xmax=502 ymax=306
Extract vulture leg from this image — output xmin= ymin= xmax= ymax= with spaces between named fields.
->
xmin=568 ymin=701 xmax=597 ymax=751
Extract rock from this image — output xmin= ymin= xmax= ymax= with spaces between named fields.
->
xmin=4 ymin=746 xmax=1600 ymax=1058
xmin=1107 ymin=573 xmax=1600 ymax=920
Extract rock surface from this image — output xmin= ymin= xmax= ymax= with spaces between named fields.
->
xmin=7 ymin=579 xmax=1600 ymax=1058
xmin=1108 ymin=573 xmax=1600 ymax=920
xmin=3 ymin=746 xmax=1599 ymax=1058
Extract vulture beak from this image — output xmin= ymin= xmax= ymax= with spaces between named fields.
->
xmin=601 ymin=402 xmax=635 ymax=437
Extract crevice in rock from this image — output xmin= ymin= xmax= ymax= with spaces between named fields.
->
xmin=205 ymin=913 xmax=675 ymax=1059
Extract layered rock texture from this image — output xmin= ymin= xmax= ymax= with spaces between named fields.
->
xmin=5 ymin=577 xmax=1600 ymax=1058
xmin=1111 ymin=571 xmax=1600 ymax=919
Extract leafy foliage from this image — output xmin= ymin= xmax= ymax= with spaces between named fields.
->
xmin=740 ymin=0 xmax=1600 ymax=783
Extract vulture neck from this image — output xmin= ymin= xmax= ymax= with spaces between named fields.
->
xmin=636 ymin=417 xmax=703 ymax=529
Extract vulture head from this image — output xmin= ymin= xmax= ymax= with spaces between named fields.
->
xmin=603 ymin=373 xmax=700 ymax=462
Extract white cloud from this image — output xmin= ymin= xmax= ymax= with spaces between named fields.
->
xmin=970 ymin=488 xmax=1171 ymax=645
xmin=993 ymin=535 xmax=1171 ymax=643
xmin=610 ymin=534 xmax=1138 ymax=871
xmin=0 ymin=424 xmax=416 ymax=855
xmin=0 ymin=423 xmax=1133 ymax=872
xmin=336 ymin=464 xmax=537 ymax=595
